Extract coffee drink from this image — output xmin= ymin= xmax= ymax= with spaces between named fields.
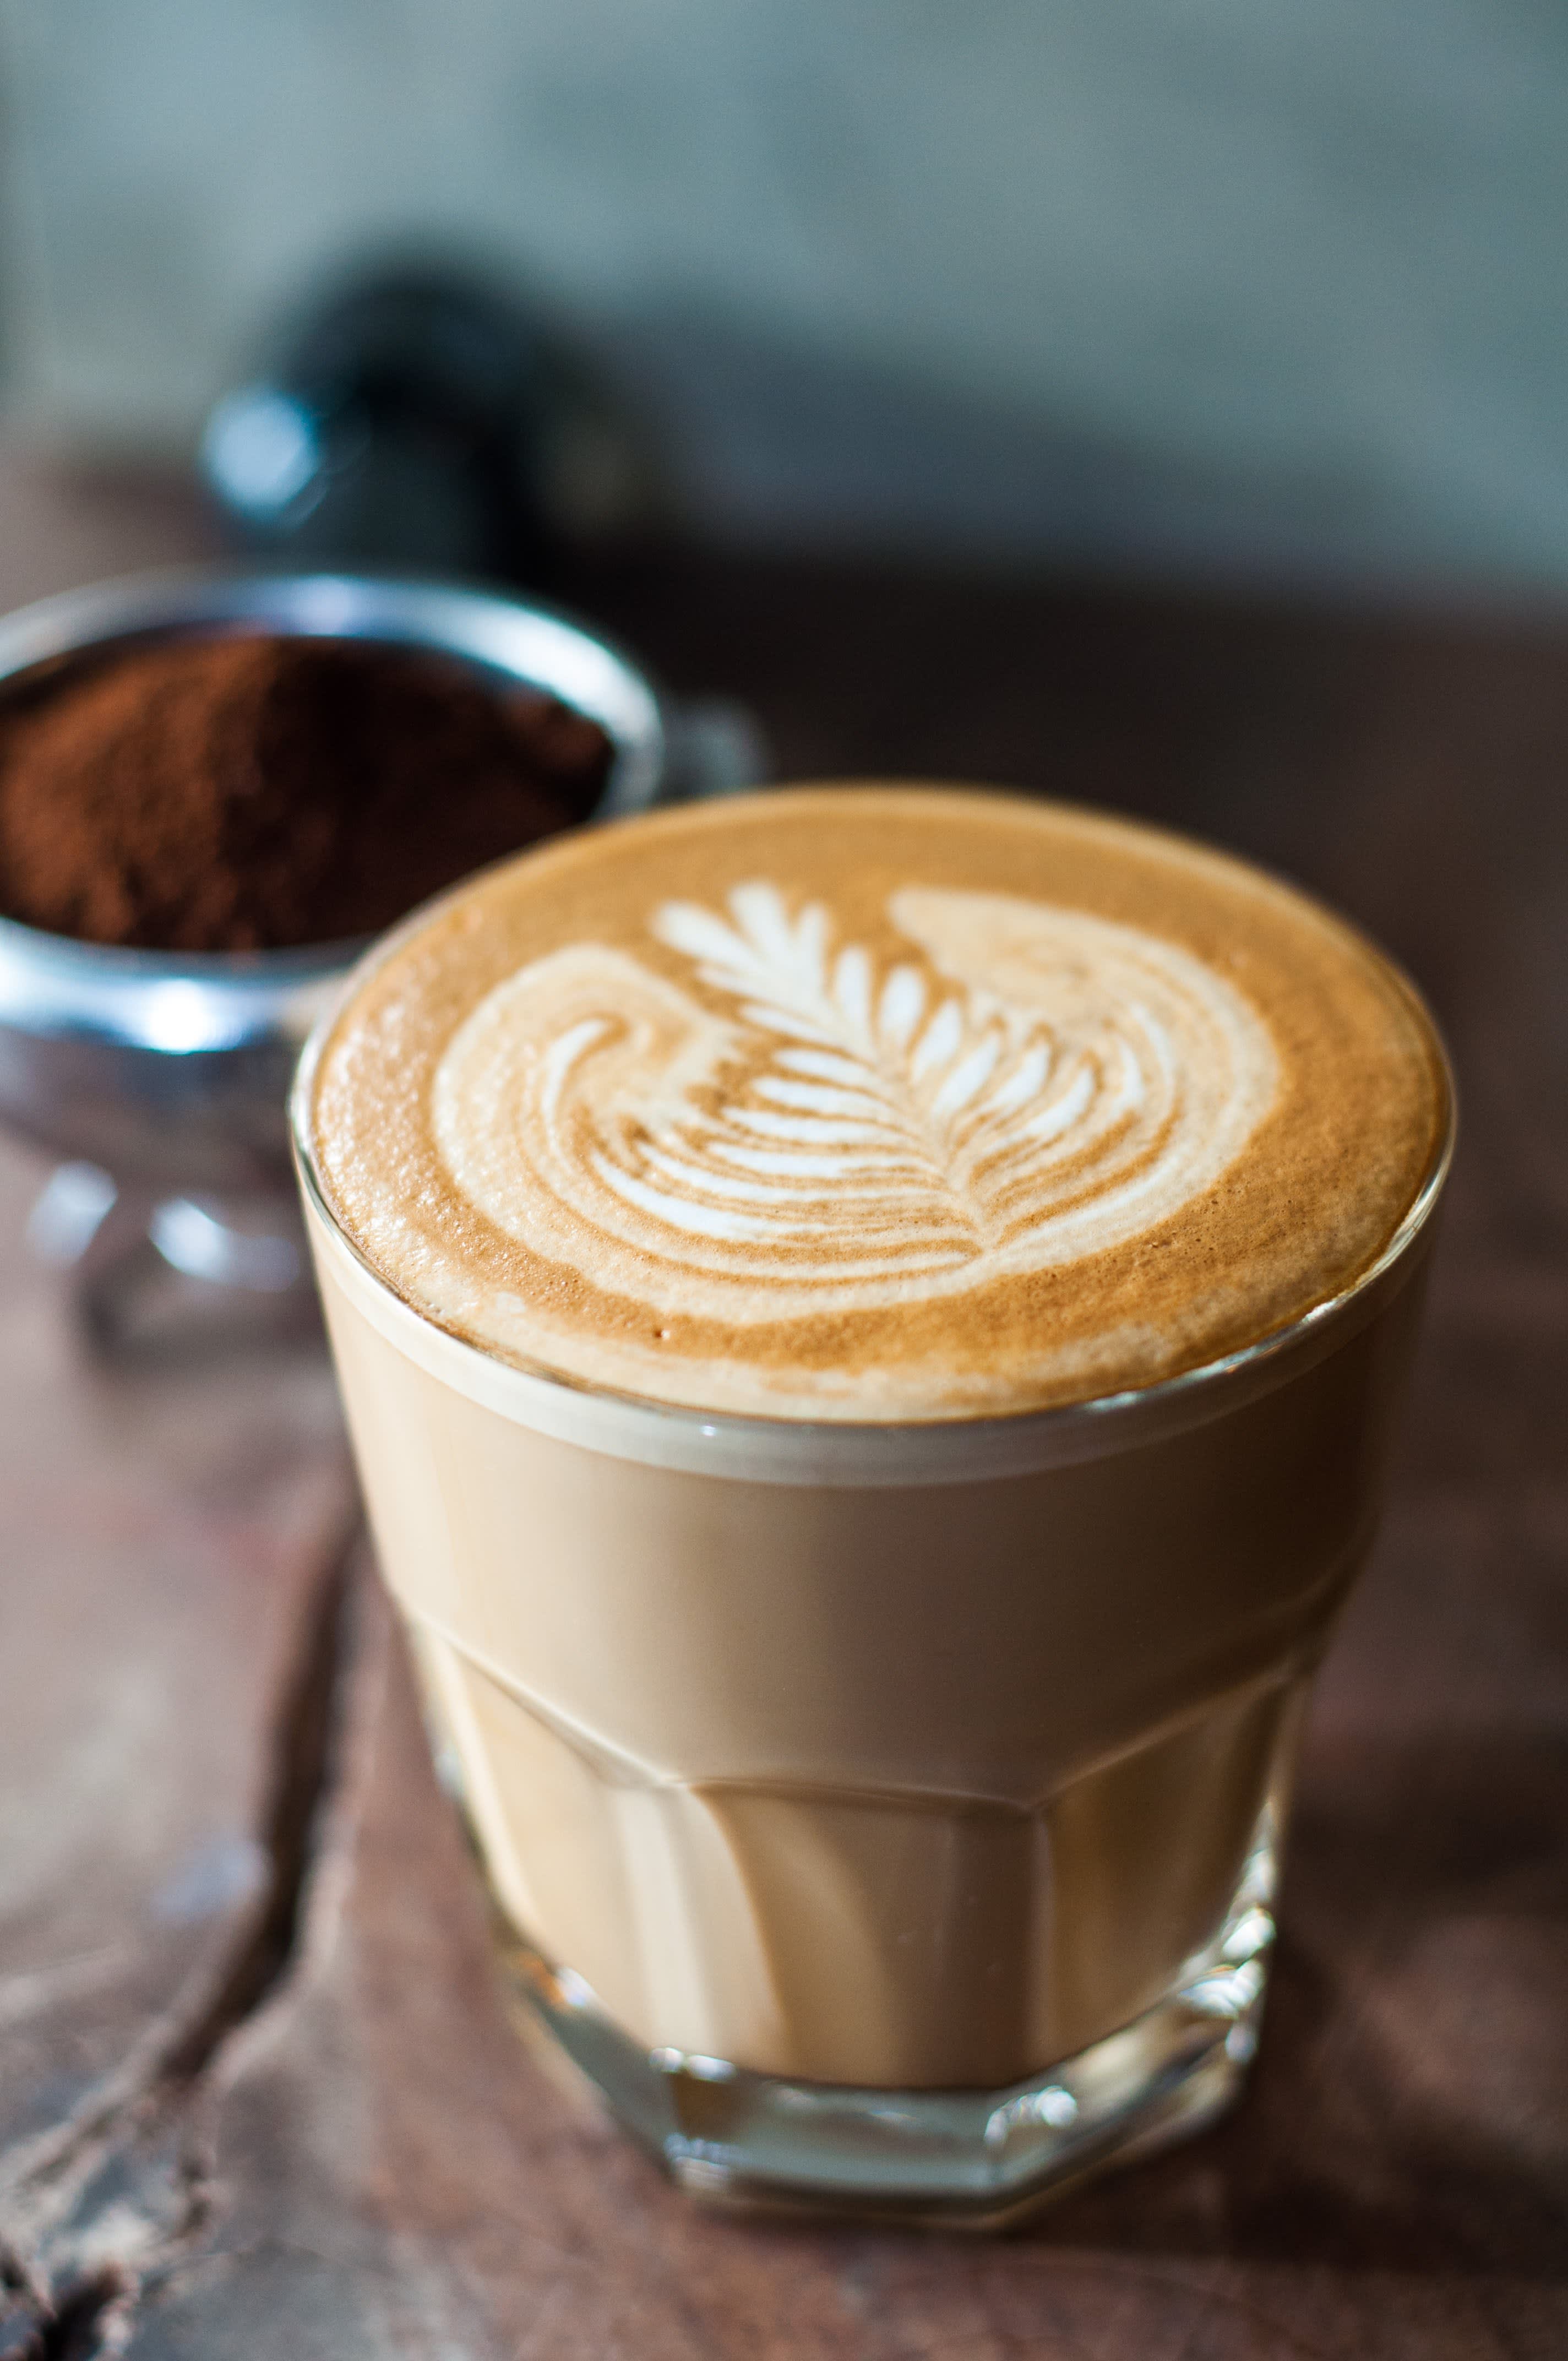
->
xmin=296 ymin=786 xmax=1450 ymax=2217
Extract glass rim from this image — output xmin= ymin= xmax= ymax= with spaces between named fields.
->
xmin=288 ymin=828 xmax=1456 ymax=1489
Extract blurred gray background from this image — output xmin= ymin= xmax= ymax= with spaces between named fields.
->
xmin=2 ymin=0 xmax=1564 ymax=594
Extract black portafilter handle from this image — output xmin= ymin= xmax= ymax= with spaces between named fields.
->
xmin=200 ymin=266 xmax=587 ymax=586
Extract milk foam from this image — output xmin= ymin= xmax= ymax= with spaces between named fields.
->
xmin=308 ymin=786 xmax=1447 ymax=1418
xmin=432 ymin=882 xmax=1280 ymax=1322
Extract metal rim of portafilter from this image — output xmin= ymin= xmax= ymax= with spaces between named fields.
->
xmin=0 ymin=565 xmax=685 ymax=1358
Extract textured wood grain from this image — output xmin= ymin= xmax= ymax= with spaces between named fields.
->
xmin=0 ymin=469 xmax=1564 ymax=2356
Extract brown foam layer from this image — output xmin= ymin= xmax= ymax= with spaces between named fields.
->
xmin=308 ymin=786 xmax=1449 ymax=1419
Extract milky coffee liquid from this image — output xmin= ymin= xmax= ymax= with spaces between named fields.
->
xmin=302 ymin=787 xmax=1449 ymax=2088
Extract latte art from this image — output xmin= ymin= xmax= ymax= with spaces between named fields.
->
xmin=433 ymin=882 xmax=1280 ymax=1320
xmin=310 ymin=786 xmax=1446 ymax=1417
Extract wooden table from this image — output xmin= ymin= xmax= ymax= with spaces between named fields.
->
xmin=1 ymin=459 xmax=1564 ymax=2358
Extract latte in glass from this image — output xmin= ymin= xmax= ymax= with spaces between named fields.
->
xmin=295 ymin=785 xmax=1451 ymax=2222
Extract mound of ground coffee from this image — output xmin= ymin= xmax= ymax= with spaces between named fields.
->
xmin=0 ymin=633 xmax=612 ymax=951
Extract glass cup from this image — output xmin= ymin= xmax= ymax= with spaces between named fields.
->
xmin=291 ymin=967 xmax=1451 ymax=2227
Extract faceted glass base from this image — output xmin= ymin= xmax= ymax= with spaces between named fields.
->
xmin=491 ymin=1815 xmax=1276 ymax=2229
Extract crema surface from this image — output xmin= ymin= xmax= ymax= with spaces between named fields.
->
xmin=309 ymin=786 xmax=1447 ymax=1419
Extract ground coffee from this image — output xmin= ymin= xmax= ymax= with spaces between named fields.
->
xmin=0 ymin=633 xmax=612 ymax=951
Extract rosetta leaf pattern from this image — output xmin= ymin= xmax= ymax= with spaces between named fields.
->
xmin=646 ymin=882 xmax=1106 ymax=1261
xmin=433 ymin=874 xmax=1278 ymax=1326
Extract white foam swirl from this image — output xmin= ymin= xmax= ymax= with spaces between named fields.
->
xmin=431 ymin=884 xmax=1279 ymax=1320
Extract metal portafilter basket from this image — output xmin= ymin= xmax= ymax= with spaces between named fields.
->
xmin=0 ymin=566 xmax=760 ymax=1358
